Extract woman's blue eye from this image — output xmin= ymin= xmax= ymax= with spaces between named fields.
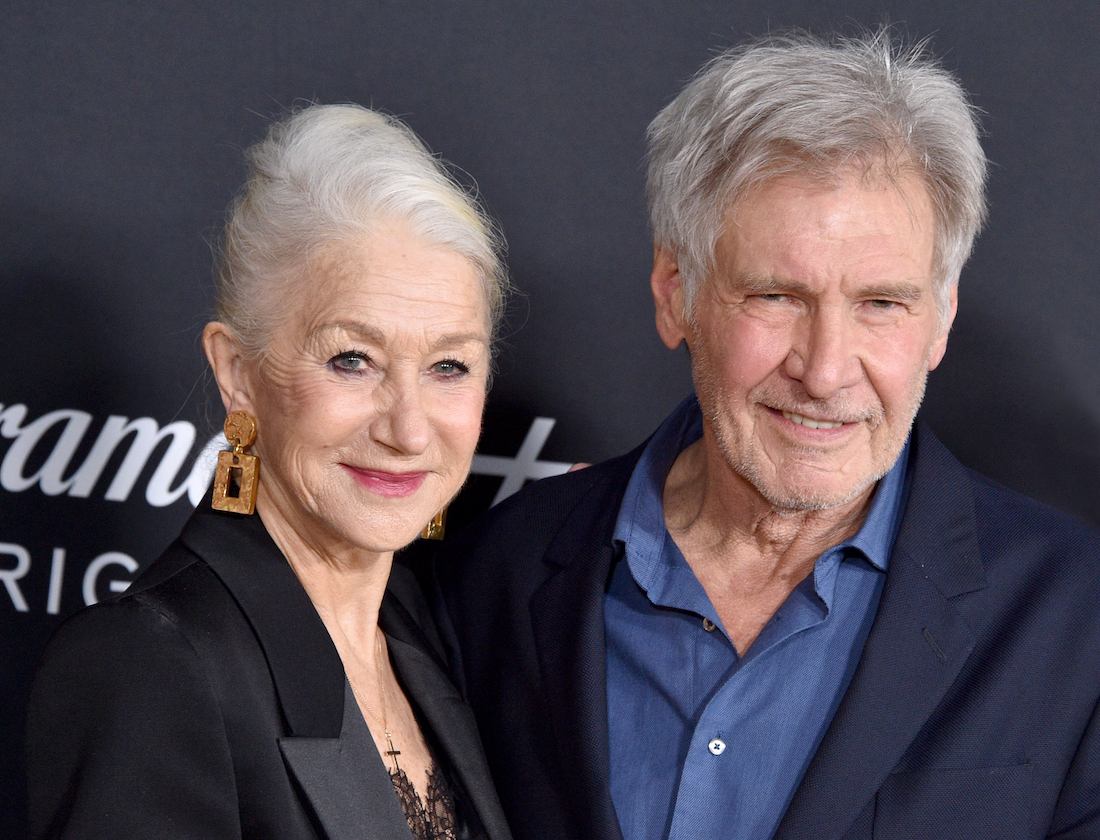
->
xmin=330 ymin=351 xmax=369 ymax=372
xmin=433 ymin=359 xmax=469 ymax=377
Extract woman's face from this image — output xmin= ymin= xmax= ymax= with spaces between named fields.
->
xmin=231 ymin=224 xmax=490 ymax=561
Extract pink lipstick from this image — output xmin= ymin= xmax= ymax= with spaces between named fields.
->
xmin=345 ymin=467 xmax=427 ymax=497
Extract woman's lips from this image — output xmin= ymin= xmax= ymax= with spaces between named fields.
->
xmin=344 ymin=467 xmax=428 ymax=497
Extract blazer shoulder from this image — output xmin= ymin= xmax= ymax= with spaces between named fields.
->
xmin=41 ymin=541 xmax=238 ymax=660
xmin=910 ymin=420 xmax=1100 ymax=545
xmin=965 ymin=468 xmax=1100 ymax=604
xmin=968 ymin=467 xmax=1100 ymax=546
xmin=906 ymin=422 xmax=1100 ymax=573
xmin=26 ymin=556 xmax=247 ymax=838
xmin=115 ymin=541 xmax=260 ymax=655
xmin=446 ymin=447 xmax=641 ymax=555
xmin=30 ymin=548 xmax=262 ymax=746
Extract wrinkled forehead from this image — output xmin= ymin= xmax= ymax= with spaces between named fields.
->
xmin=250 ymin=227 xmax=492 ymax=351
xmin=732 ymin=144 xmax=929 ymax=205
xmin=719 ymin=154 xmax=938 ymax=250
xmin=309 ymin=229 xmax=491 ymax=314
xmin=709 ymin=166 xmax=938 ymax=305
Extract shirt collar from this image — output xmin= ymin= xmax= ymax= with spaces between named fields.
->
xmin=613 ymin=394 xmax=910 ymax=595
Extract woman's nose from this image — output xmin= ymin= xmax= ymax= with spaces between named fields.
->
xmin=372 ymin=374 xmax=431 ymax=455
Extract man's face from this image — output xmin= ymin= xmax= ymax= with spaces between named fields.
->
xmin=653 ymin=170 xmax=954 ymax=512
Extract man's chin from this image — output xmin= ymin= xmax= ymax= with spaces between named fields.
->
xmin=746 ymin=465 xmax=883 ymax=513
xmin=758 ymin=486 xmax=868 ymax=513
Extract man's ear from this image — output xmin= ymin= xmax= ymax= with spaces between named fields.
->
xmin=202 ymin=322 xmax=256 ymax=414
xmin=928 ymin=284 xmax=958 ymax=372
xmin=651 ymin=244 xmax=690 ymax=350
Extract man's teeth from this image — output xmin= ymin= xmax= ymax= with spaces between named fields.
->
xmin=782 ymin=411 xmax=844 ymax=430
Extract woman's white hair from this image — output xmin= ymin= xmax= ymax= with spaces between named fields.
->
xmin=646 ymin=28 xmax=988 ymax=328
xmin=215 ymin=103 xmax=508 ymax=356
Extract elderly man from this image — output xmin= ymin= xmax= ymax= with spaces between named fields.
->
xmin=435 ymin=30 xmax=1100 ymax=840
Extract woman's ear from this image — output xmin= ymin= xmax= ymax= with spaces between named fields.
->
xmin=202 ymin=322 xmax=255 ymax=414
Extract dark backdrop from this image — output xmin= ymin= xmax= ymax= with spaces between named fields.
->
xmin=2 ymin=2 xmax=1097 ymax=835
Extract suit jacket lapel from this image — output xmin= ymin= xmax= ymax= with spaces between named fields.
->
xmin=529 ymin=458 xmax=638 ymax=840
xmin=776 ymin=425 xmax=987 ymax=839
xmin=381 ymin=587 xmax=514 ymax=840
xmin=179 ymin=505 xmax=392 ymax=839
xmin=178 ymin=504 xmax=345 ymax=737
xmin=279 ymin=684 xmax=413 ymax=840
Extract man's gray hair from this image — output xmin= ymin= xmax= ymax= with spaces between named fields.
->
xmin=215 ymin=103 xmax=508 ymax=357
xmin=646 ymin=29 xmax=988 ymax=326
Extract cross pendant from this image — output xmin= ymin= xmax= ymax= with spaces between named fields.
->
xmin=385 ymin=733 xmax=401 ymax=770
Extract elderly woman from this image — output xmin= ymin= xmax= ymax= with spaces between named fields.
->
xmin=27 ymin=104 xmax=512 ymax=840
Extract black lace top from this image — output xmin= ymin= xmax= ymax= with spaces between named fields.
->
xmin=389 ymin=762 xmax=458 ymax=840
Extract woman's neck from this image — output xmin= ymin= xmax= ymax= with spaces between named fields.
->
xmin=256 ymin=498 xmax=393 ymax=648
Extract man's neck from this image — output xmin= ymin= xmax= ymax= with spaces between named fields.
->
xmin=662 ymin=437 xmax=875 ymax=654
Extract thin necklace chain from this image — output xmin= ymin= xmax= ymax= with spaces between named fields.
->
xmin=350 ymin=633 xmax=402 ymax=773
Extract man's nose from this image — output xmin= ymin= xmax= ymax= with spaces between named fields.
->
xmin=783 ymin=306 xmax=863 ymax=398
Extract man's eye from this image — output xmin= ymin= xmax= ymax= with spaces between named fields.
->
xmin=868 ymin=299 xmax=899 ymax=309
xmin=329 ymin=351 xmax=370 ymax=372
xmin=759 ymin=293 xmax=788 ymax=302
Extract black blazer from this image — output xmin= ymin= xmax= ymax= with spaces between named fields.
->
xmin=27 ymin=502 xmax=513 ymax=840
xmin=434 ymin=421 xmax=1100 ymax=840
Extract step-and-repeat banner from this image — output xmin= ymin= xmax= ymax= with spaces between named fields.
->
xmin=3 ymin=2 xmax=1098 ymax=834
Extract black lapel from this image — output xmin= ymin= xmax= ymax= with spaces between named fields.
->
xmin=528 ymin=455 xmax=639 ymax=840
xmin=775 ymin=424 xmax=987 ymax=839
xmin=279 ymin=684 xmax=413 ymax=840
xmin=177 ymin=505 xmax=344 ymax=737
xmin=380 ymin=574 xmax=514 ymax=840
xmin=177 ymin=505 xmax=406 ymax=838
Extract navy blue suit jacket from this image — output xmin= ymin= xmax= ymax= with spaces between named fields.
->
xmin=434 ymin=421 xmax=1100 ymax=840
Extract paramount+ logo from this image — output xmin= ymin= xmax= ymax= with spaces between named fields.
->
xmin=1 ymin=401 xmax=570 ymax=615
xmin=0 ymin=403 xmax=226 ymax=508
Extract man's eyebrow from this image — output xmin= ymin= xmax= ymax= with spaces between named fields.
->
xmin=859 ymin=281 xmax=925 ymax=301
xmin=734 ymin=276 xmax=925 ymax=300
xmin=735 ymin=275 xmax=815 ymax=295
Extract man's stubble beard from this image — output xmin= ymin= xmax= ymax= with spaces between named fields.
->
xmin=689 ymin=345 xmax=929 ymax=514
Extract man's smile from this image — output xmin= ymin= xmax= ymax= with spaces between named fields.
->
xmin=779 ymin=410 xmax=847 ymax=430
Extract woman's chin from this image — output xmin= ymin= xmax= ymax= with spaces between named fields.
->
xmin=344 ymin=509 xmax=444 ymax=556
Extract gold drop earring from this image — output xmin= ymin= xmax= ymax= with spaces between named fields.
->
xmin=211 ymin=410 xmax=260 ymax=514
xmin=421 ymin=507 xmax=447 ymax=540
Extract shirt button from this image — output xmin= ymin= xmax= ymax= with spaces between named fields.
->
xmin=702 ymin=617 xmax=717 ymax=632
xmin=708 ymin=738 xmax=726 ymax=756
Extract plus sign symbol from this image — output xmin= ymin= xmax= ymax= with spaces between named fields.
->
xmin=471 ymin=418 xmax=572 ymax=505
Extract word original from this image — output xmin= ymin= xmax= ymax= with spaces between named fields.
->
xmin=1 ymin=542 xmax=137 ymax=614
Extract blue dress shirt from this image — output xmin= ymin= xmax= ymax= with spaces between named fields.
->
xmin=605 ymin=395 xmax=909 ymax=840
